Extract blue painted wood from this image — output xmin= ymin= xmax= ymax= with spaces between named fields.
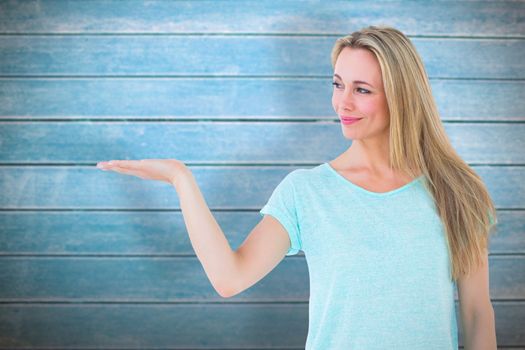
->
xmin=1 ymin=79 xmax=523 ymax=120
xmin=0 ymin=211 xmax=522 ymax=255
xmin=0 ymin=0 xmax=523 ymax=348
xmin=0 ymin=122 xmax=523 ymax=163
xmin=0 ymin=37 xmax=523 ymax=79
xmin=0 ymin=1 xmax=523 ymax=36
xmin=0 ymin=303 xmax=521 ymax=347
xmin=0 ymin=166 xmax=523 ymax=209
xmin=0 ymin=256 xmax=521 ymax=301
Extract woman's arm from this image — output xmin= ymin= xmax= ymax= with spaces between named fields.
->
xmin=457 ymin=248 xmax=497 ymax=349
xmin=462 ymin=310 xmax=497 ymax=350
xmin=96 ymin=159 xmax=291 ymax=299
xmin=172 ymin=166 xmax=241 ymax=297
xmin=97 ymin=159 xmax=240 ymax=297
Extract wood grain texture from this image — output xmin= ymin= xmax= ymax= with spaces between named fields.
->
xmin=0 ymin=0 xmax=523 ymax=348
xmin=0 ymin=37 xmax=523 ymax=78
xmin=0 ymin=256 xmax=522 ymax=301
xmin=0 ymin=1 xmax=522 ymax=36
xmin=0 ymin=122 xmax=523 ymax=163
xmin=0 ymin=303 xmax=522 ymax=347
xmin=0 ymin=166 xmax=523 ymax=208
xmin=1 ymin=79 xmax=523 ymax=120
xmin=0 ymin=210 xmax=522 ymax=255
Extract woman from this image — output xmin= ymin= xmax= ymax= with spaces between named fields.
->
xmin=97 ymin=25 xmax=497 ymax=349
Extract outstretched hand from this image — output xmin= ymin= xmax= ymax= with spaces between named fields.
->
xmin=96 ymin=158 xmax=187 ymax=186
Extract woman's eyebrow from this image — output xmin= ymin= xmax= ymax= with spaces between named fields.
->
xmin=333 ymin=74 xmax=374 ymax=87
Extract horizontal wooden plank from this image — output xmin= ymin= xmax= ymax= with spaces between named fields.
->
xmin=1 ymin=79 xmax=522 ymax=120
xmin=0 ymin=302 xmax=522 ymax=347
xmin=0 ymin=256 xmax=521 ymax=301
xmin=0 ymin=166 xmax=523 ymax=209
xmin=0 ymin=1 xmax=522 ymax=36
xmin=1 ymin=36 xmax=523 ymax=79
xmin=0 ymin=122 xmax=523 ymax=164
xmin=0 ymin=210 xmax=521 ymax=255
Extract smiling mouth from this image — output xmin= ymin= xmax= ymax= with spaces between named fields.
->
xmin=341 ymin=116 xmax=362 ymax=121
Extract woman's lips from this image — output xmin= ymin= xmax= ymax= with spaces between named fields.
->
xmin=340 ymin=116 xmax=362 ymax=125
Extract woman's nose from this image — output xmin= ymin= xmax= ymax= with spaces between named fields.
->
xmin=340 ymin=100 xmax=355 ymax=113
xmin=341 ymin=90 xmax=355 ymax=110
xmin=341 ymin=104 xmax=354 ymax=112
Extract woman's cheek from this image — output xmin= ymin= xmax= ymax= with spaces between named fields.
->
xmin=360 ymin=98 xmax=381 ymax=116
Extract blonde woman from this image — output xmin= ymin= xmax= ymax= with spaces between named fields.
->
xmin=97 ymin=25 xmax=497 ymax=349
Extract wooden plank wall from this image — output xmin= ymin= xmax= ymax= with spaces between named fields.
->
xmin=0 ymin=1 xmax=524 ymax=348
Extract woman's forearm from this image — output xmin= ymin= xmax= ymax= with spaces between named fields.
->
xmin=172 ymin=166 xmax=240 ymax=297
xmin=463 ymin=309 xmax=497 ymax=350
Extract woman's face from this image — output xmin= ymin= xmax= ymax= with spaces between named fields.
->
xmin=331 ymin=47 xmax=390 ymax=142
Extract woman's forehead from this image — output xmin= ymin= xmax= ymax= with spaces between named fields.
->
xmin=334 ymin=48 xmax=382 ymax=85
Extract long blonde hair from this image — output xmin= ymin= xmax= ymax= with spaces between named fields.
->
xmin=331 ymin=25 xmax=498 ymax=282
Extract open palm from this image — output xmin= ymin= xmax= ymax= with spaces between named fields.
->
xmin=96 ymin=158 xmax=187 ymax=186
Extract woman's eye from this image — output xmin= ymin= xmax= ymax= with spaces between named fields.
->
xmin=332 ymin=83 xmax=370 ymax=94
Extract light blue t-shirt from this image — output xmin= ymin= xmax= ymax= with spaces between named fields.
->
xmin=260 ymin=162 xmax=458 ymax=349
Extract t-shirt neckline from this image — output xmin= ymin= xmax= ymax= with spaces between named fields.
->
xmin=323 ymin=162 xmax=424 ymax=197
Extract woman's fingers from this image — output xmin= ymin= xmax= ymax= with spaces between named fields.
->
xmin=97 ymin=160 xmax=141 ymax=169
xmin=115 ymin=160 xmax=142 ymax=169
xmin=98 ymin=161 xmax=150 ymax=179
xmin=97 ymin=160 xmax=142 ymax=174
xmin=97 ymin=158 xmax=184 ymax=185
xmin=108 ymin=166 xmax=150 ymax=179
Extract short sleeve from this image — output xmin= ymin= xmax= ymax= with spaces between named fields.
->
xmin=259 ymin=172 xmax=302 ymax=256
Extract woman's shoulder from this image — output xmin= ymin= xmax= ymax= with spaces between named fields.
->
xmin=283 ymin=164 xmax=332 ymax=191
xmin=290 ymin=163 xmax=327 ymax=178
